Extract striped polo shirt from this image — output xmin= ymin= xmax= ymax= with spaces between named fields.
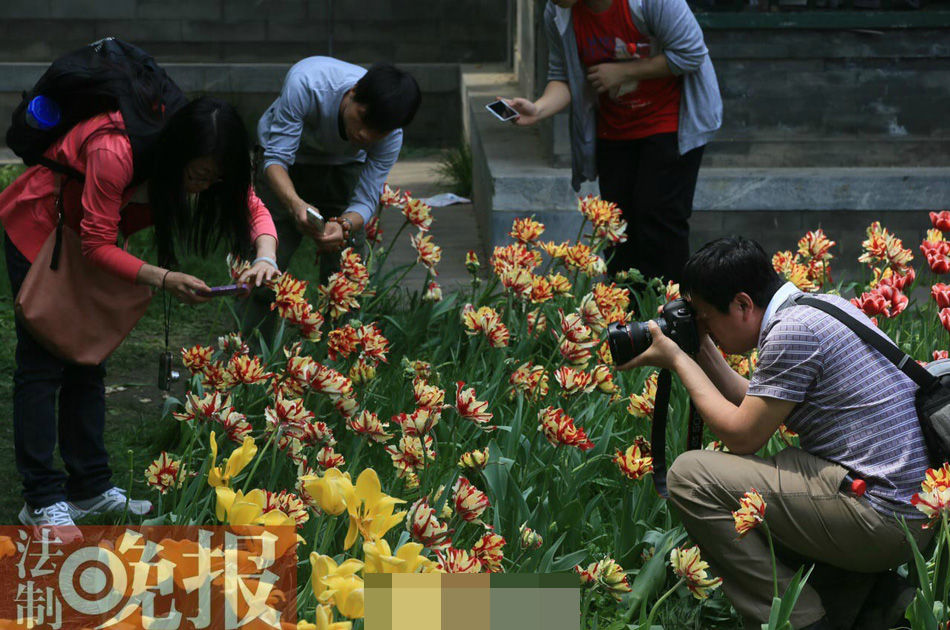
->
xmin=747 ymin=285 xmax=930 ymax=518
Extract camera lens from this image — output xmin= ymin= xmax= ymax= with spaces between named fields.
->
xmin=606 ymin=322 xmax=634 ymax=365
xmin=628 ymin=321 xmax=653 ymax=358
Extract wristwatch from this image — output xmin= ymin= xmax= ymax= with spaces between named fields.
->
xmin=338 ymin=216 xmax=354 ymax=234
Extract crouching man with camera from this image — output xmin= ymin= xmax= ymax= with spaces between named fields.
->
xmin=617 ymin=236 xmax=934 ymax=629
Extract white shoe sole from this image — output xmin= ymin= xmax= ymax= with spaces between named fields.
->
xmin=18 ymin=505 xmax=83 ymax=545
xmin=67 ymin=501 xmax=153 ymax=519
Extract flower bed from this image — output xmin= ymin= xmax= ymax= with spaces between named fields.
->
xmin=147 ymin=190 xmax=950 ymax=628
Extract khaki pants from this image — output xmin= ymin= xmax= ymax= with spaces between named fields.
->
xmin=666 ymin=448 xmax=933 ymax=628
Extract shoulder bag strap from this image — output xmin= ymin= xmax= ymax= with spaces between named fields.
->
xmin=49 ymin=176 xmax=68 ymax=271
xmin=792 ymin=294 xmax=938 ymax=391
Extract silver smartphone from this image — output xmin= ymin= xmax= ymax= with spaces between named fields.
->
xmin=485 ymin=99 xmax=520 ymax=122
xmin=306 ymin=207 xmax=325 ymax=233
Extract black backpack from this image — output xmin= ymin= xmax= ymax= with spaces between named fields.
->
xmin=6 ymin=37 xmax=187 ymax=184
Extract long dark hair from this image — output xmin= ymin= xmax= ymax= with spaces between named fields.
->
xmin=148 ymin=96 xmax=252 ymax=268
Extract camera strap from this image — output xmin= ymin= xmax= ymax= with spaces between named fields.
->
xmin=162 ymin=282 xmax=171 ymax=354
xmin=650 ymin=368 xmax=704 ymax=498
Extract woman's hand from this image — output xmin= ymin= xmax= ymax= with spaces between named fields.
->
xmin=239 ymin=260 xmax=279 ymax=288
xmin=616 ymin=320 xmax=686 ymax=372
xmin=163 ymin=271 xmax=212 ymax=305
xmin=502 ymin=97 xmax=541 ymax=126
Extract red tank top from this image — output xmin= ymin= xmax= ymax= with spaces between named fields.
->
xmin=572 ymin=0 xmax=682 ymax=140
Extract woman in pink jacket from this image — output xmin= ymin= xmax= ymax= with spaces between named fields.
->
xmin=0 ymin=96 xmax=279 ymax=541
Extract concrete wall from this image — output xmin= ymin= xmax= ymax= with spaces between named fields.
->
xmin=0 ymin=0 xmax=509 ymax=148
xmin=705 ymin=28 xmax=950 ymax=167
xmin=0 ymin=0 xmax=509 ymax=63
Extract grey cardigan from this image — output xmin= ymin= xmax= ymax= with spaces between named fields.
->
xmin=545 ymin=0 xmax=723 ymax=191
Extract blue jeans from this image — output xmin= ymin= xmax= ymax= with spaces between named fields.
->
xmin=5 ymin=235 xmax=113 ymax=508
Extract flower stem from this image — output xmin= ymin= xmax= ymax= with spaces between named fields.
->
xmin=644 ymin=578 xmax=684 ymax=628
xmin=764 ymin=522 xmax=779 ymax=600
xmin=241 ymin=428 xmax=279 ymax=493
xmin=374 ymin=218 xmax=410 ymax=277
xmin=364 ymin=264 xmax=414 ymax=313
xmin=934 ymin=514 xmax=946 ymax=602
xmin=941 ymin=511 xmax=950 ymax=606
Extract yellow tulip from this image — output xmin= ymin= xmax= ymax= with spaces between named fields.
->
xmin=323 ymin=574 xmax=364 ymax=619
xmin=309 ymin=553 xmax=364 ymax=603
xmin=363 ymin=540 xmax=428 ymax=574
xmin=208 ymin=431 xmax=257 ymax=488
xmin=341 ymin=468 xmax=406 ymax=550
xmin=215 ymin=487 xmax=295 ymax=527
xmin=215 ymin=486 xmax=236 ymax=521
xmin=314 ymin=605 xmax=352 ymax=630
xmin=301 ymin=468 xmax=353 ymax=516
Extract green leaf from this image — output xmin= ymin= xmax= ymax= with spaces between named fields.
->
xmin=551 ymin=549 xmax=588 ymax=572
xmin=625 ymin=528 xmax=685 ymax=613
xmin=483 ymin=440 xmax=510 ymax=509
xmin=905 ymin=590 xmax=939 ymax=630
xmin=899 ymin=516 xmax=934 ymax=602
xmin=776 ymin=564 xmax=813 ymax=623
xmin=538 ymin=532 xmax=567 ymax=573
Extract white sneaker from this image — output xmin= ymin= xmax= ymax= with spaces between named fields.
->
xmin=18 ymin=501 xmax=83 ymax=545
xmin=68 ymin=486 xmax=153 ymax=518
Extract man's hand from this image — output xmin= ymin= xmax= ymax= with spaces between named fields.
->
xmin=313 ymin=220 xmax=346 ymax=254
xmin=292 ymin=201 xmax=326 ymax=241
xmin=616 ymin=320 xmax=686 ymax=371
xmin=586 ymin=62 xmax=636 ymax=95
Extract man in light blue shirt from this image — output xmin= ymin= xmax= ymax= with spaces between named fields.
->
xmin=244 ymin=57 xmax=420 ymax=332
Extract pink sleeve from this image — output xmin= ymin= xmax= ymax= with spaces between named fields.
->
xmin=79 ymin=148 xmax=146 ymax=283
xmin=247 ymin=186 xmax=278 ymax=244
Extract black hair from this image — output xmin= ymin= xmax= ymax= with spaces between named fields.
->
xmin=352 ymin=63 xmax=421 ymax=133
xmin=148 ymin=96 xmax=253 ymax=268
xmin=680 ymin=236 xmax=784 ymax=313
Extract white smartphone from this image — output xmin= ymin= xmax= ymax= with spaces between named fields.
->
xmin=306 ymin=206 xmax=325 ymax=233
xmin=485 ymin=99 xmax=520 ymax=122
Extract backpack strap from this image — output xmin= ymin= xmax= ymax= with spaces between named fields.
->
xmin=37 ymin=156 xmax=85 ymax=183
xmin=791 ymin=295 xmax=939 ymax=391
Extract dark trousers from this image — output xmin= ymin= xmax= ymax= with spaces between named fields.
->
xmin=5 ymin=235 xmax=113 ymax=508
xmin=241 ymin=161 xmax=362 ymax=338
xmin=595 ymin=133 xmax=705 ymax=284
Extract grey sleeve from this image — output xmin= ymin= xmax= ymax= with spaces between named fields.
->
xmin=346 ymin=129 xmax=403 ymax=224
xmin=544 ymin=5 xmax=569 ymax=83
xmin=747 ymin=320 xmax=823 ymax=403
xmin=648 ymin=0 xmax=709 ymax=75
xmin=261 ymin=69 xmax=313 ymax=170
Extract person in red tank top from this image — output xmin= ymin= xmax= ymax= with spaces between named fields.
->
xmin=0 ymin=96 xmax=280 ymax=541
xmin=572 ymin=0 xmax=681 ymax=141
xmin=506 ymin=0 xmax=709 ymax=286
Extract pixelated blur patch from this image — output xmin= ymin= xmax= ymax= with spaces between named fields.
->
xmin=0 ymin=525 xmax=297 ymax=629
xmin=364 ymin=572 xmax=579 ymax=630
